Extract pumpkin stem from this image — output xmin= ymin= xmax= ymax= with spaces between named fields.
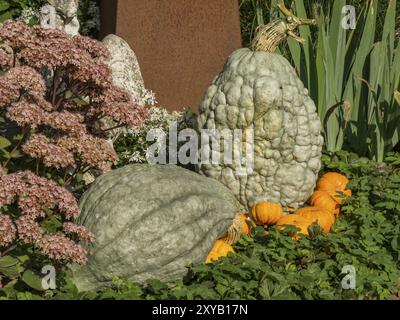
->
xmin=251 ymin=1 xmax=317 ymax=53
xmin=221 ymin=215 xmax=244 ymax=245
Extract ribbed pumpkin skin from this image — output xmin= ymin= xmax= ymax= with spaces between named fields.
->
xmin=309 ymin=190 xmax=340 ymax=216
xmin=317 ymin=172 xmax=349 ymax=190
xmin=196 ymin=48 xmax=323 ymax=210
xmin=296 ymin=206 xmax=335 ymax=233
xmin=205 ymin=240 xmax=235 ymax=263
xmin=250 ymin=202 xmax=283 ymax=226
xmin=276 ymin=214 xmax=312 ymax=238
xmin=71 ymin=164 xmax=242 ymax=291
xmin=316 ymin=172 xmax=351 ymax=204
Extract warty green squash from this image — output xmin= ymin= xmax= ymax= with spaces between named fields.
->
xmin=195 ymin=3 xmax=323 ymax=211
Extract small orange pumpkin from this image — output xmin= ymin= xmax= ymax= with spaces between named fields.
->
xmin=205 ymin=240 xmax=235 ymax=264
xmin=249 ymin=202 xmax=283 ymax=226
xmin=276 ymin=214 xmax=313 ymax=239
xmin=317 ymin=172 xmax=351 ymax=204
xmin=309 ymin=190 xmax=340 ymax=216
xmin=295 ymin=206 xmax=335 ymax=233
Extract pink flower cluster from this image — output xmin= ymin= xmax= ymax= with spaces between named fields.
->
xmin=57 ymin=134 xmax=117 ymax=173
xmin=63 ymin=222 xmax=95 ymax=243
xmin=15 ymin=215 xmax=43 ymax=244
xmin=0 ymin=168 xmax=94 ymax=264
xmin=0 ymin=20 xmax=150 ymax=173
xmin=22 ymin=134 xmax=75 ymax=169
xmin=0 ymin=214 xmax=16 ymax=247
xmin=0 ymin=66 xmax=46 ymax=107
xmin=0 ymin=169 xmax=79 ymax=219
xmin=0 ymin=43 xmax=14 ymax=70
xmin=90 ymin=87 xmax=150 ymax=128
xmin=37 ymin=234 xmax=88 ymax=265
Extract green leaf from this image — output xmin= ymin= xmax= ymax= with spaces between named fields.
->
xmin=41 ymin=215 xmax=62 ymax=233
xmin=258 ymin=279 xmax=271 ymax=299
xmin=381 ymin=0 xmax=396 ymax=56
xmin=0 ymin=0 xmax=10 ymax=12
xmin=22 ymin=270 xmax=46 ymax=292
xmin=0 ymin=10 xmax=12 ymax=22
xmin=0 ymin=136 xmax=11 ymax=149
xmin=0 ymin=256 xmax=19 ymax=268
xmin=15 ymin=255 xmax=30 ymax=264
xmin=145 ymin=279 xmax=168 ymax=294
xmin=16 ymin=291 xmax=44 ymax=300
xmin=0 ymin=264 xmax=22 ymax=279
xmin=395 ymin=91 xmax=400 ymax=106
xmin=9 ymin=149 xmax=23 ymax=159
xmin=0 ymin=255 xmax=21 ymax=278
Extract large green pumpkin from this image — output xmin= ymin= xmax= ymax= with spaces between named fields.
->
xmin=71 ymin=164 xmax=242 ymax=291
xmin=195 ymin=15 xmax=323 ymax=211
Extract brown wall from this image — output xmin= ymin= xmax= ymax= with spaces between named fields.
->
xmin=100 ymin=0 xmax=242 ymax=111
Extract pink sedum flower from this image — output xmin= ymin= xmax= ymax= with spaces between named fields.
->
xmin=63 ymin=222 xmax=95 ymax=243
xmin=0 ymin=169 xmax=85 ymax=263
xmin=101 ymin=102 xmax=150 ymax=128
xmin=15 ymin=215 xmax=43 ymax=244
xmin=0 ymin=66 xmax=46 ymax=107
xmin=45 ymin=111 xmax=86 ymax=135
xmin=0 ymin=214 xmax=17 ymax=248
xmin=12 ymin=170 xmax=80 ymax=219
xmin=0 ymin=20 xmax=32 ymax=48
xmin=37 ymin=233 xmax=88 ymax=265
xmin=22 ymin=134 xmax=75 ymax=169
xmin=7 ymin=99 xmax=47 ymax=128
xmin=73 ymin=35 xmax=111 ymax=61
xmin=57 ymin=134 xmax=117 ymax=173
xmin=0 ymin=20 xmax=149 ymax=174
xmin=0 ymin=21 xmax=152 ymax=265
xmin=0 ymin=44 xmax=13 ymax=70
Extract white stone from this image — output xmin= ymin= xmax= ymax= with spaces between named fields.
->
xmin=102 ymin=34 xmax=155 ymax=107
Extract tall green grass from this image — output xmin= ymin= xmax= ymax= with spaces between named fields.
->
xmin=240 ymin=0 xmax=400 ymax=162
xmin=287 ymin=0 xmax=400 ymax=161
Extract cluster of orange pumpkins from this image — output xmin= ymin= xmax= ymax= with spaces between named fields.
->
xmin=206 ymin=172 xmax=351 ymax=263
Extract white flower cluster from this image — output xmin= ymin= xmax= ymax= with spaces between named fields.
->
xmin=116 ymin=106 xmax=185 ymax=164
xmin=18 ymin=7 xmax=40 ymax=24
xmin=140 ymin=88 xmax=157 ymax=107
xmin=130 ymin=106 xmax=183 ymax=135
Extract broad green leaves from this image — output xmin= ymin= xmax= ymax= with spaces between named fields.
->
xmin=22 ymin=270 xmax=45 ymax=292
xmin=0 ymin=256 xmax=21 ymax=278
